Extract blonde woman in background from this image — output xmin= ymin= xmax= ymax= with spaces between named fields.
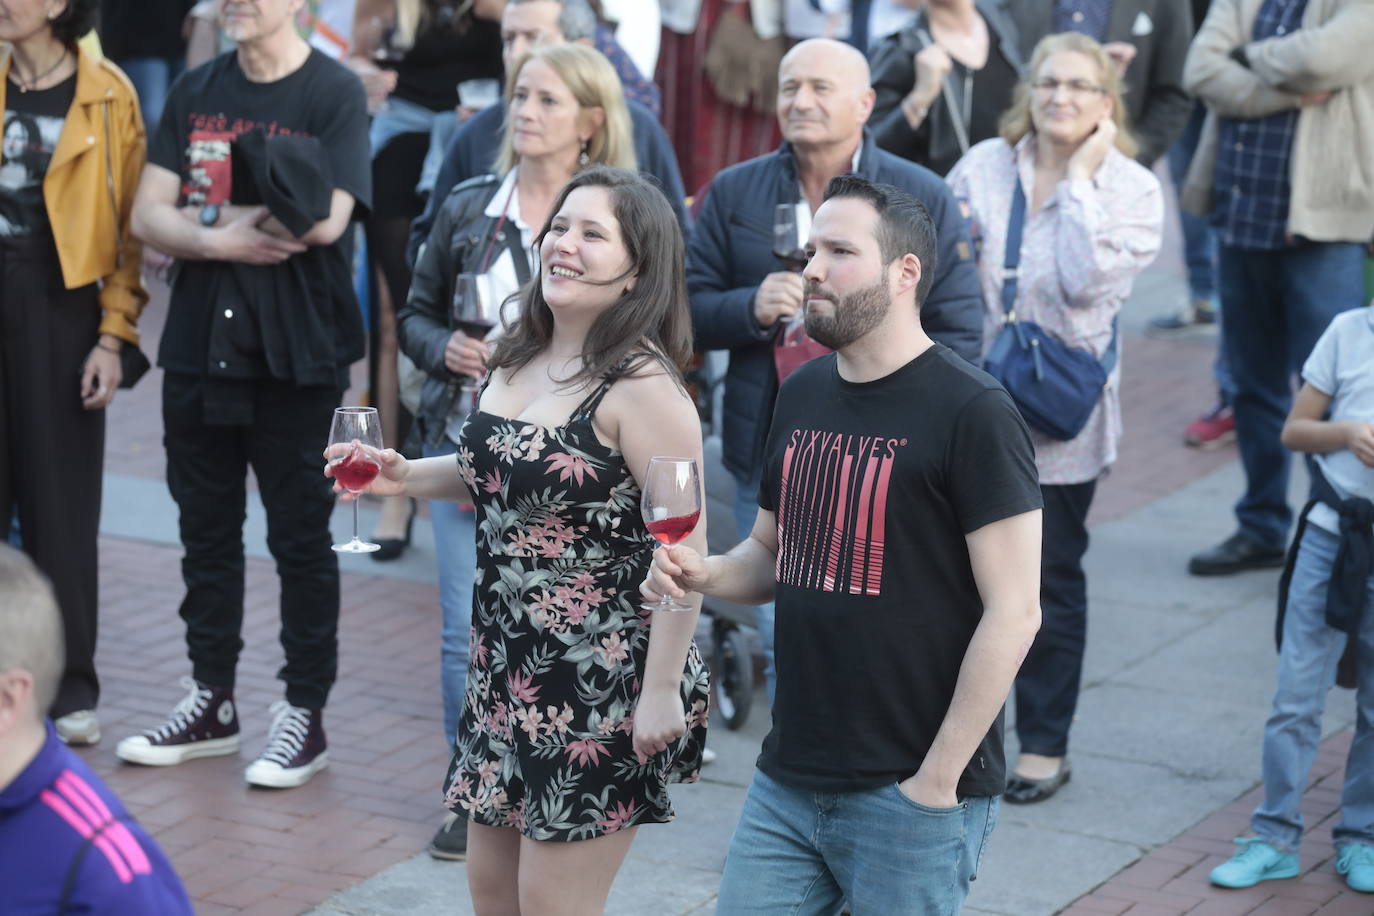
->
xmin=948 ymin=31 xmax=1163 ymax=804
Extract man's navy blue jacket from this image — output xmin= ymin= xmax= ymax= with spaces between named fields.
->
xmin=687 ymin=130 xmax=984 ymax=483
xmin=407 ymin=98 xmax=688 ymax=266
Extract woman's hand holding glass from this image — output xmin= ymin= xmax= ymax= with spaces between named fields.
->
xmin=444 ymin=331 xmax=490 ymax=378
xmin=324 ymin=442 xmax=411 ymax=501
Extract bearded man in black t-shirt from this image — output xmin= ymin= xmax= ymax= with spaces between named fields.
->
xmin=646 ymin=176 xmax=1043 ymax=914
xmin=117 ymin=0 xmax=371 ymax=790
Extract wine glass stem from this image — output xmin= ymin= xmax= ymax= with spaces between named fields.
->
xmin=352 ymin=498 xmax=360 ymax=543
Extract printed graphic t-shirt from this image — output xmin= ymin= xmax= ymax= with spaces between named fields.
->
xmin=757 ymin=345 xmax=1042 ymax=797
xmin=0 ymin=73 xmax=75 ymax=238
xmin=148 ymin=50 xmax=370 ymax=380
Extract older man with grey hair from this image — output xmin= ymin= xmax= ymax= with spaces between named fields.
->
xmin=407 ymin=0 xmax=686 ymax=262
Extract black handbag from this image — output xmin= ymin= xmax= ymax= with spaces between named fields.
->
xmin=983 ymin=178 xmax=1117 ymax=441
xmin=118 ymin=344 xmax=150 ymax=389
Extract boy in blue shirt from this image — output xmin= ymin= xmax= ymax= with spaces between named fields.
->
xmin=0 ymin=546 xmax=193 ymax=915
xmin=1210 ymin=305 xmax=1374 ymax=893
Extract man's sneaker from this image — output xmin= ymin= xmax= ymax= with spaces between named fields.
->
xmin=1147 ymin=298 xmax=1219 ymax=338
xmin=55 ymin=710 xmax=100 ymax=746
xmin=1210 ymin=838 xmax=1299 ymax=888
xmin=429 ymin=812 xmax=468 ymax=861
xmin=1189 ymin=531 xmax=1287 ymax=576
xmin=244 ymin=701 xmax=328 ymax=788
xmin=116 ymin=677 xmax=239 ymax=766
xmin=1184 ymin=403 xmax=1236 ymax=449
xmin=1336 ymin=844 xmax=1374 ymax=893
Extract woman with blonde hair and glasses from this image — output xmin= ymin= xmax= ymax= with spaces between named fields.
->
xmin=397 ymin=41 xmax=637 ymax=861
xmin=948 ymin=31 xmax=1163 ymax=804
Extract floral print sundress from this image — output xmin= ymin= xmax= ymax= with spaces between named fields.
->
xmin=442 ymin=365 xmax=710 ymax=842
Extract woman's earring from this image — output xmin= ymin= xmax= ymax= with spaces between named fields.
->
xmin=579 ymin=141 xmax=590 ymax=168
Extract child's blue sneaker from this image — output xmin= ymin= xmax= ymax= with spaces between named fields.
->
xmin=1209 ymin=838 xmax=1299 ymax=888
xmin=1336 ymin=844 xmax=1374 ymax=893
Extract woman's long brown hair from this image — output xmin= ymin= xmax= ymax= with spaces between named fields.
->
xmin=488 ymin=166 xmax=694 ymax=390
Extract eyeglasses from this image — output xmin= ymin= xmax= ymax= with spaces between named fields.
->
xmin=1029 ymin=78 xmax=1107 ymax=97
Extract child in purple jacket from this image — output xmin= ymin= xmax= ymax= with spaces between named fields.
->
xmin=0 ymin=545 xmax=193 ymax=915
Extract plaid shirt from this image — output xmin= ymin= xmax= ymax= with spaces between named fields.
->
xmin=1212 ymin=0 xmax=1308 ymax=250
xmin=1056 ymin=0 xmax=1112 ymax=41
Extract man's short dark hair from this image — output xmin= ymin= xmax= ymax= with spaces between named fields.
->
xmin=823 ymin=175 xmax=939 ymax=305
xmin=53 ymin=0 xmax=99 ymax=46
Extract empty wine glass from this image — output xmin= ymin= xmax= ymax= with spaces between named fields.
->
xmin=641 ymin=457 xmax=703 ymax=613
xmin=328 ymin=406 xmax=383 ymax=553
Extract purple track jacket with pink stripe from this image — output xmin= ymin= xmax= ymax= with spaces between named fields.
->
xmin=0 ymin=721 xmax=192 ymax=915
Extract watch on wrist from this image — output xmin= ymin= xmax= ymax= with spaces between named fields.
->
xmin=199 ymin=203 xmax=220 ymax=227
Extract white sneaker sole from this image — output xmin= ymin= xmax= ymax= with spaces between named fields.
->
xmin=115 ymin=734 xmax=241 ymax=766
xmin=57 ymin=727 xmax=101 ymax=747
xmin=245 ymin=751 xmax=329 ymax=789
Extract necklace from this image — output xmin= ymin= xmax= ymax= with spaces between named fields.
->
xmin=9 ymin=48 xmax=70 ymax=93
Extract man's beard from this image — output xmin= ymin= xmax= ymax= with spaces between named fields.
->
xmin=803 ymin=279 xmax=890 ymax=351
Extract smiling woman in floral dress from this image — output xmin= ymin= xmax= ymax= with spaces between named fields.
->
xmin=332 ymin=165 xmax=709 ymax=914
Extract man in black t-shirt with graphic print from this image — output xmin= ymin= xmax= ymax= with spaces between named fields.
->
xmin=118 ymin=0 xmax=370 ymax=790
xmin=646 ymin=176 xmax=1043 ymax=914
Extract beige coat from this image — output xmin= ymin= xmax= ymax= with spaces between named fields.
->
xmin=1180 ymin=0 xmax=1374 ymax=244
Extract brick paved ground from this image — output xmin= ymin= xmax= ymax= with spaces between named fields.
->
xmin=72 ymin=263 xmax=1360 ymax=914
xmin=1065 ymin=732 xmax=1368 ymax=915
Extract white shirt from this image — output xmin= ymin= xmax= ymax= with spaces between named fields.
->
xmin=1304 ymin=307 xmax=1374 ymax=534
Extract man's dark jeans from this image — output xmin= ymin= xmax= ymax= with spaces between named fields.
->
xmin=1218 ymin=242 xmax=1366 ymax=551
xmin=163 ymin=372 xmax=342 ymax=710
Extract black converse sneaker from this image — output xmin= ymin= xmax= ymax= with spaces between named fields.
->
xmin=116 ymin=677 xmax=239 ymax=765
xmin=244 ymin=701 xmax=328 ymax=788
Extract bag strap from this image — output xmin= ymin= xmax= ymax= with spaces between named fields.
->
xmin=1004 ymin=176 xmax=1119 ymax=376
xmin=915 ymin=28 xmax=971 ymax=156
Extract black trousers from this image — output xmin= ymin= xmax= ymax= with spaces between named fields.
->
xmin=0 ymin=237 xmax=104 ymax=718
xmin=162 ymin=372 xmax=342 ymax=710
xmin=1015 ymin=480 xmax=1097 ymax=757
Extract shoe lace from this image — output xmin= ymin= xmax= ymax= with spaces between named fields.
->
xmin=1230 ymin=837 xmax=1279 ymax=865
xmin=148 ymin=676 xmax=211 ymax=742
xmin=258 ymin=700 xmax=312 ymax=766
xmin=1339 ymin=844 xmax=1374 ymax=870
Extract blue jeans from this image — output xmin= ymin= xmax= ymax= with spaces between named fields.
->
xmin=424 ymin=440 xmax=476 ymax=749
xmin=732 ymin=469 xmax=776 ymax=706
xmin=368 ymin=97 xmax=457 ymax=198
xmin=1252 ymin=524 xmax=1374 ymax=855
xmin=1168 ymin=103 xmax=1233 ymax=401
xmin=114 ymin=56 xmax=183 ymax=134
xmin=1218 ymin=242 xmax=1366 ymax=549
xmin=717 ymin=769 xmax=998 ymax=915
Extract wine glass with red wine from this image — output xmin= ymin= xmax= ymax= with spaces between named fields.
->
xmin=641 ymin=456 xmax=703 ymax=613
xmin=328 ymin=406 xmax=384 ymax=554
xmin=452 ymin=273 xmax=495 ymax=412
xmin=773 ymin=203 xmax=807 ymax=273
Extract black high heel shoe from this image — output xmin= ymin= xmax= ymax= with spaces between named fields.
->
xmin=371 ymin=498 xmax=416 ymax=562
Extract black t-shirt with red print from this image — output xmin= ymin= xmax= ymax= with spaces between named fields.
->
xmin=757 ymin=344 xmax=1042 ymax=798
xmin=149 ymin=49 xmax=370 ymax=383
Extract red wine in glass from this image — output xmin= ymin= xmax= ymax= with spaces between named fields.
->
xmin=773 ymin=203 xmax=806 ymax=274
xmin=646 ymin=509 xmax=701 ymax=547
xmin=328 ymin=407 xmax=384 ymax=554
xmin=449 ymin=273 xmax=492 ymax=414
xmin=331 ymin=451 xmax=381 ymax=492
xmin=641 ymin=457 xmax=702 ymax=612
